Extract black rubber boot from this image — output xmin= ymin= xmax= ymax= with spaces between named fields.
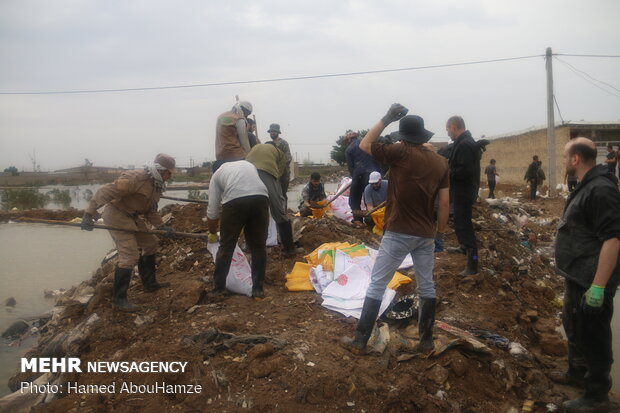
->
xmin=139 ymin=255 xmax=170 ymax=292
xmin=459 ymin=249 xmax=479 ymax=276
xmin=562 ymin=395 xmax=609 ymax=412
xmin=416 ymin=297 xmax=436 ymax=353
xmin=277 ymin=221 xmax=303 ymax=257
xmin=340 ymin=297 xmax=382 ymax=355
xmin=113 ymin=267 xmax=140 ymax=312
xmin=447 ymin=245 xmax=466 ymax=254
xmin=250 ymin=253 xmax=267 ymax=298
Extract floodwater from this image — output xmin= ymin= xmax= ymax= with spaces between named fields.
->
xmin=1 ymin=183 xmax=618 ymax=398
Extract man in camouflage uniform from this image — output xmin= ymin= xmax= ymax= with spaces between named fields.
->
xmin=81 ymin=153 xmax=176 ymax=312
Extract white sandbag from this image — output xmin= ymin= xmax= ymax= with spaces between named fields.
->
xmin=206 ymin=242 xmax=253 ymax=297
xmin=309 ymin=264 xmax=333 ymax=294
xmin=329 ymin=195 xmax=353 ymax=222
xmin=266 ymin=215 xmax=278 ymax=247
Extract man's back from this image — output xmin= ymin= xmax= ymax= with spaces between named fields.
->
xmin=215 ymin=110 xmax=245 ymax=161
xmin=449 ymin=131 xmax=480 ymax=205
xmin=371 ymin=142 xmax=449 ymax=238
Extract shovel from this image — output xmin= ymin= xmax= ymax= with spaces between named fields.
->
xmin=15 ymin=217 xmax=208 ymax=240
xmin=161 ymin=195 xmax=208 ymax=204
xmin=352 ymin=201 xmax=386 ymax=218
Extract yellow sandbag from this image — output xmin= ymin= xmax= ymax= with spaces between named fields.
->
xmin=304 ymin=242 xmax=354 ymax=266
xmin=388 ymin=271 xmax=412 ymax=290
xmin=285 ymin=262 xmax=314 ymax=291
xmin=311 ymin=199 xmax=329 ymax=218
xmin=371 ymin=207 xmax=386 ymax=235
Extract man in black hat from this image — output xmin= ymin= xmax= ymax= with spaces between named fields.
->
xmin=445 ymin=115 xmax=481 ymax=276
xmin=267 ymin=123 xmax=293 ymax=207
xmin=340 ymin=104 xmax=449 ymax=355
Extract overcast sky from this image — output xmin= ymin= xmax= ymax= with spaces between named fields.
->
xmin=1 ymin=0 xmax=619 ymax=171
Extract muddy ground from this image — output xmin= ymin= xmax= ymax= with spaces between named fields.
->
xmin=3 ymin=183 xmax=620 ymax=412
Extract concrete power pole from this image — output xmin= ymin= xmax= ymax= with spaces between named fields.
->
xmin=546 ymin=47 xmax=557 ymax=197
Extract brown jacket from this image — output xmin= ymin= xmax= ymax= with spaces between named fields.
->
xmin=86 ymin=169 xmax=164 ymax=228
xmin=216 ymin=110 xmax=247 ymax=161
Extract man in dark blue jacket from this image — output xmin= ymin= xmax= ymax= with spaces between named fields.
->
xmin=445 ymin=116 xmax=481 ymax=276
xmin=553 ymin=137 xmax=620 ymax=412
xmin=345 ymin=131 xmax=381 ymax=223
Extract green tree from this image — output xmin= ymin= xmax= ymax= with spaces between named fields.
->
xmin=1 ymin=188 xmax=49 ymax=210
xmin=187 ymin=189 xmax=208 ymax=201
xmin=3 ymin=166 xmax=19 ymax=176
xmin=330 ymin=129 xmax=368 ymax=166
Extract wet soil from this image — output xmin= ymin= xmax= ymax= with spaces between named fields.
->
xmin=6 ymin=183 xmax=619 ymax=412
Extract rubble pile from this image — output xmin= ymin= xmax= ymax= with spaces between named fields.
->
xmin=3 ymin=190 xmax=617 ymax=412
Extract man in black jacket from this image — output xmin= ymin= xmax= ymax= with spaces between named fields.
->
xmin=524 ymin=155 xmax=541 ymax=200
xmin=445 ymin=116 xmax=480 ymax=276
xmin=553 ymin=137 xmax=620 ymax=412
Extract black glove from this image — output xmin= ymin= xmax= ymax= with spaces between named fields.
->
xmin=381 ymin=103 xmax=408 ymax=126
xmin=160 ymin=226 xmax=176 ymax=239
xmin=81 ymin=213 xmax=95 ymax=231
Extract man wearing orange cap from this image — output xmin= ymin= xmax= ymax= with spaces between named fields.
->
xmin=81 ymin=153 xmax=177 ymax=312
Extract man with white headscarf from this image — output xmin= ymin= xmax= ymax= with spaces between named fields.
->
xmin=81 ymin=153 xmax=177 ymax=312
xmin=213 ymin=101 xmax=253 ymax=171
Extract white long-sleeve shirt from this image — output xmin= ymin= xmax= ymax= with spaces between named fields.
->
xmin=207 ymin=161 xmax=268 ymax=220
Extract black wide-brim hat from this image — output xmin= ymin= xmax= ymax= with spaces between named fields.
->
xmin=389 ymin=115 xmax=434 ymax=144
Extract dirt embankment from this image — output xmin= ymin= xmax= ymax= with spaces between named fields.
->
xmin=3 ymin=185 xmax=618 ymax=412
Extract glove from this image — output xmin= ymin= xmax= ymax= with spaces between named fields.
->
xmin=581 ymin=284 xmax=605 ymax=313
xmin=81 ymin=213 xmax=95 ymax=231
xmin=208 ymin=233 xmax=219 ymax=243
xmin=434 ymin=232 xmax=445 ymax=253
xmin=160 ymin=226 xmax=176 ymax=239
xmin=381 ymin=103 xmax=408 ymax=126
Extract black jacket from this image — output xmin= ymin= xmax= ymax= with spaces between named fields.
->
xmin=448 ymin=130 xmax=480 ymax=205
xmin=555 ymin=165 xmax=620 ymax=292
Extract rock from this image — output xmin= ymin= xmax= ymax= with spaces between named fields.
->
xmin=427 ymin=365 xmax=449 ymax=385
xmin=247 ymin=343 xmax=274 ymax=360
xmin=525 ymin=310 xmax=539 ymax=321
xmin=4 ymin=297 xmax=16 ymax=307
xmin=2 ymin=320 xmax=29 ymax=339
xmin=534 ymin=318 xmax=556 ymax=334
xmin=450 ymin=355 xmax=469 ymax=377
xmin=249 ymin=359 xmax=276 ymax=378
xmin=537 ymin=333 xmax=567 ymax=356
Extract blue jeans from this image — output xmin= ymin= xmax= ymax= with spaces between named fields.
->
xmin=366 ymin=231 xmax=436 ymax=301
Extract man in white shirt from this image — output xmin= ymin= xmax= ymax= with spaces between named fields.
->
xmin=207 ymin=161 xmax=269 ymax=298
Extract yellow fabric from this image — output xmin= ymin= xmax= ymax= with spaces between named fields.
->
xmin=371 ymin=207 xmax=386 ymax=236
xmin=388 ymin=272 xmax=412 ymax=289
xmin=304 ymin=242 xmax=354 ymax=266
xmin=285 ymin=262 xmax=314 ymax=291
xmin=310 ymin=199 xmax=329 ymax=218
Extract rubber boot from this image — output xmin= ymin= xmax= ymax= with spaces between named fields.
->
xmin=138 ymin=255 xmax=170 ymax=292
xmin=416 ymin=298 xmax=436 ymax=353
xmin=340 ymin=297 xmax=382 ymax=355
xmin=212 ymin=263 xmax=228 ymax=296
xmin=459 ymin=249 xmax=479 ymax=276
xmin=277 ymin=221 xmax=303 ymax=257
xmin=251 ymin=253 xmax=267 ymax=298
xmin=562 ymin=395 xmax=609 ymax=412
xmin=446 ymin=245 xmax=466 ymax=254
xmin=113 ymin=267 xmax=140 ymax=312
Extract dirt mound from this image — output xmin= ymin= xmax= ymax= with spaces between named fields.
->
xmin=6 ymin=193 xmax=618 ymax=412
xmin=0 ymin=208 xmax=82 ymax=223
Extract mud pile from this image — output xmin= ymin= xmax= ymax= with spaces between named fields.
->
xmin=3 ymin=191 xmax=615 ymax=412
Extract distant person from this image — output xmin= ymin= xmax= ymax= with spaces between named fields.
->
xmin=246 ymin=143 xmax=302 ymax=256
xmin=267 ymin=124 xmax=293 ymax=208
xmin=524 ymin=155 xmax=542 ymax=200
xmin=445 ymin=115 xmax=481 ymax=276
xmin=345 ymin=131 xmax=381 ymax=223
xmin=299 ymin=172 xmax=327 ymax=217
xmin=552 ymin=137 xmax=620 ymax=412
xmin=81 ymin=154 xmax=177 ymax=312
xmin=246 ymin=118 xmax=260 ymax=148
xmin=207 ymin=160 xmax=269 ymax=298
xmin=605 ymin=144 xmax=617 ymax=175
xmin=213 ymin=100 xmax=253 ymax=172
xmin=484 ymin=159 xmax=498 ymax=199
xmin=363 ymin=171 xmax=388 ymax=211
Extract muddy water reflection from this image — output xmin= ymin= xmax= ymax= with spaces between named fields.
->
xmin=0 ymin=224 xmax=113 ymax=396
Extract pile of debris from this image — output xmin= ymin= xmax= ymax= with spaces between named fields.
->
xmin=2 ymin=193 xmax=616 ymax=412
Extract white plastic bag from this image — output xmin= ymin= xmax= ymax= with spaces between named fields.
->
xmin=266 ymin=215 xmax=278 ymax=247
xmin=206 ymin=242 xmax=253 ymax=297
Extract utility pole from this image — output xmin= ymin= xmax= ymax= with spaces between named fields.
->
xmin=546 ymin=47 xmax=557 ymax=197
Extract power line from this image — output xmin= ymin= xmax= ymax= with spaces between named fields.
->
xmin=554 ymin=57 xmax=620 ymax=99
xmin=555 ymin=53 xmax=620 ymax=58
xmin=0 ymin=54 xmax=543 ymax=96
xmin=553 ymin=94 xmax=564 ymax=124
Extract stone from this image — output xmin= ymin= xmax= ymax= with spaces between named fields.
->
xmin=538 ymin=333 xmax=567 ymax=356
xmin=247 ymin=343 xmax=274 ymax=360
xmin=428 ymin=365 xmax=449 ymax=385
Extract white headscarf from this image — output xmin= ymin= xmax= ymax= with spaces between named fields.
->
xmin=144 ymin=162 xmax=166 ymax=190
